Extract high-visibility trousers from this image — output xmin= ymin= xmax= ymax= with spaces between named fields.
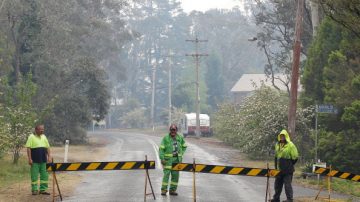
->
xmin=161 ymin=157 xmax=180 ymax=191
xmin=30 ymin=162 xmax=48 ymax=191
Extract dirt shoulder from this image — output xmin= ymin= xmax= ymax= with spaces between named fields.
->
xmin=0 ymin=135 xmax=109 ymax=202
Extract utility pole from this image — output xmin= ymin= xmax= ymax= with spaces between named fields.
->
xmin=149 ymin=0 xmax=156 ymax=131
xmin=186 ymin=36 xmax=208 ymax=138
xmin=288 ymin=0 xmax=304 ymax=137
xmin=168 ymin=58 xmax=172 ymax=127
xmin=151 ymin=65 xmax=156 ymax=131
xmin=164 ymin=52 xmax=174 ymax=127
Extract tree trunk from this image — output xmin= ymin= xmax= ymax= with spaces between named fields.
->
xmin=8 ymin=11 xmax=21 ymax=84
xmin=310 ymin=0 xmax=320 ymax=36
xmin=13 ymin=149 xmax=20 ymax=164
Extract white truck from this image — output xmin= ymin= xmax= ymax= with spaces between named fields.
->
xmin=179 ymin=113 xmax=211 ymax=137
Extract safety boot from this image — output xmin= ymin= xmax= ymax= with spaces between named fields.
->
xmin=161 ymin=190 xmax=167 ymax=196
xmin=39 ymin=191 xmax=51 ymax=195
xmin=169 ymin=190 xmax=178 ymax=196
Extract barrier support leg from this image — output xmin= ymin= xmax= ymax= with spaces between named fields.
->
xmin=144 ymin=155 xmax=155 ymax=202
xmin=51 ymin=158 xmax=63 ymax=201
xmin=265 ymin=163 xmax=270 ymax=202
xmin=144 ymin=156 xmax=147 ymax=202
xmin=193 ymin=158 xmax=197 ymax=202
xmin=315 ymin=186 xmax=323 ymax=200
xmin=328 ymin=165 xmax=331 ymax=202
xmin=53 ymin=169 xmax=55 ymax=202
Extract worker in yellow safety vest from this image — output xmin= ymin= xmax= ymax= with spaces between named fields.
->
xmin=25 ymin=124 xmax=51 ymax=196
xmin=159 ymin=124 xmax=187 ymax=196
xmin=271 ymin=129 xmax=299 ymax=202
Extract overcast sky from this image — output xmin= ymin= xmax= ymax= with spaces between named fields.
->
xmin=180 ymin=0 xmax=243 ymax=13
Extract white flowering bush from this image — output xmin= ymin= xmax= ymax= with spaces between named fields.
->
xmin=0 ymin=118 xmax=11 ymax=158
xmin=1 ymin=74 xmax=38 ymax=163
xmin=5 ymin=107 xmax=37 ymax=162
xmin=214 ymin=86 xmax=314 ymax=159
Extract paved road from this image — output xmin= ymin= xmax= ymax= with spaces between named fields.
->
xmin=63 ymin=131 xmax=351 ymax=202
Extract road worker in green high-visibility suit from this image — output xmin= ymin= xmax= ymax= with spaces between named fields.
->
xmin=159 ymin=124 xmax=187 ymax=196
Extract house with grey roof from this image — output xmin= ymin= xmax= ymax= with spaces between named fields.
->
xmin=230 ymin=73 xmax=301 ymax=104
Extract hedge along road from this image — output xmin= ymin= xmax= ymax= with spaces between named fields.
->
xmin=59 ymin=130 xmax=350 ymax=202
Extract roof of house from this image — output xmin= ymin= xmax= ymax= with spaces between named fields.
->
xmin=230 ymin=73 xmax=301 ymax=92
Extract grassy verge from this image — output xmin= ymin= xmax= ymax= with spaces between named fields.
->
xmin=331 ymin=178 xmax=360 ymax=197
xmin=0 ymin=154 xmax=29 ymax=189
xmin=297 ymin=176 xmax=360 ymax=198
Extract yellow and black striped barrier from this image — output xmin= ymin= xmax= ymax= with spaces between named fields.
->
xmin=314 ymin=166 xmax=360 ymax=182
xmin=46 ymin=161 xmax=156 ymax=172
xmin=172 ymin=163 xmax=280 ymax=177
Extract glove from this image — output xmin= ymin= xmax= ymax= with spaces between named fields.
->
xmin=161 ymin=160 xmax=166 ymax=166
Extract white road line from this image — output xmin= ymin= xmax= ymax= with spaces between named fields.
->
xmin=147 ymin=138 xmax=162 ymax=170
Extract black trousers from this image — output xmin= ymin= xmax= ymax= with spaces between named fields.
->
xmin=272 ymin=173 xmax=293 ymax=201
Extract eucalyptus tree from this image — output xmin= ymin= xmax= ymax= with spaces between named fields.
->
xmin=250 ymin=0 xmax=313 ymax=92
xmin=0 ymin=0 xmax=131 ymax=143
xmin=120 ymin=0 xmax=190 ymax=124
xmin=320 ymin=0 xmax=360 ymax=38
xmin=33 ymin=0 xmax=130 ymax=142
xmin=0 ymin=0 xmax=43 ymax=83
xmin=205 ymin=54 xmax=224 ymax=110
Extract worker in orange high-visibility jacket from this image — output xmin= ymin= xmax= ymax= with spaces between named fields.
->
xmin=159 ymin=124 xmax=187 ymax=196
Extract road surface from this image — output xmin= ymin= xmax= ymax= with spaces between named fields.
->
xmin=62 ymin=131 xmax=351 ymax=202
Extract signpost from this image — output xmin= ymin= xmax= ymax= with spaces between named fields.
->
xmin=315 ymin=104 xmax=338 ymax=163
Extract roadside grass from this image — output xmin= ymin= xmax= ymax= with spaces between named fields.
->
xmin=331 ymin=178 xmax=360 ymax=197
xmin=295 ymin=197 xmax=351 ymax=202
xmin=0 ymin=154 xmax=29 ymax=189
xmin=297 ymin=176 xmax=360 ymax=198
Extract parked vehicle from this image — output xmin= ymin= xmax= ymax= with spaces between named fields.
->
xmin=179 ymin=113 xmax=211 ymax=137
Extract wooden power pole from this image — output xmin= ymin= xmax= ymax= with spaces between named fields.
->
xmin=186 ymin=36 xmax=208 ymax=138
xmin=288 ymin=0 xmax=305 ymax=137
